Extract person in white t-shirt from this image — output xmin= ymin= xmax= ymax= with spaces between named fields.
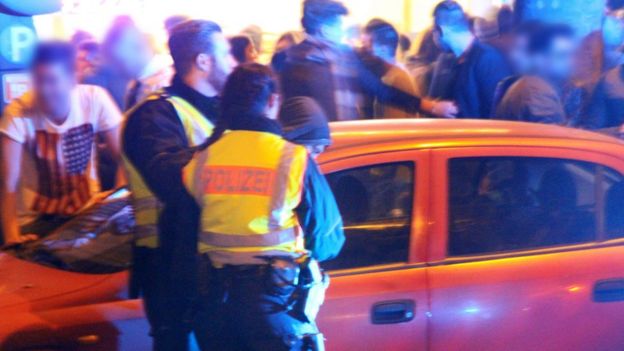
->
xmin=0 ymin=42 xmax=124 ymax=246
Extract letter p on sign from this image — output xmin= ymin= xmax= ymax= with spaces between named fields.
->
xmin=1 ymin=25 xmax=36 ymax=64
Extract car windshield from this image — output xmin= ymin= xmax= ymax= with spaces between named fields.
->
xmin=4 ymin=189 xmax=135 ymax=274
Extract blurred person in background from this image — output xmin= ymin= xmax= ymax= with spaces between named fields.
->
xmin=279 ymin=96 xmax=331 ymax=158
xmin=122 ymin=19 xmax=235 ymax=350
xmin=431 ymin=0 xmax=511 ymax=118
xmin=271 ymin=31 xmax=301 ymax=72
xmin=241 ymin=24 xmax=263 ymax=55
xmin=75 ymin=40 xmax=100 ymax=81
xmin=362 ymin=19 xmax=418 ymax=118
xmin=406 ymin=28 xmax=444 ymax=97
xmin=583 ymin=9 xmax=624 ymax=129
xmin=490 ymin=21 xmax=544 ymax=113
xmin=83 ymin=16 xmax=172 ymax=112
xmin=279 ymin=0 xmax=457 ymax=121
xmin=229 ymin=35 xmax=258 ymax=65
xmin=70 ymin=29 xmax=95 ymax=47
xmin=82 ymin=16 xmax=152 ymax=110
xmin=576 ymin=0 xmax=624 ymax=88
xmin=495 ymin=24 xmax=580 ymax=125
xmin=164 ymin=14 xmax=191 ymax=37
xmin=398 ymin=34 xmax=412 ymax=63
xmin=0 ymin=42 xmax=123 ymax=246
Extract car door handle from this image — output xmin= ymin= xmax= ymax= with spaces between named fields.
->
xmin=371 ymin=299 xmax=415 ymax=324
xmin=593 ymin=279 xmax=624 ymax=302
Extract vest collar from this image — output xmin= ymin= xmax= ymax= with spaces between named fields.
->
xmin=228 ymin=113 xmax=283 ymax=137
xmin=166 ymin=75 xmax=220 ymax=124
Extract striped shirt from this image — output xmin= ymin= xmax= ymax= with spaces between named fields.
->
xmin=0 ymin=85 xmax=122 ymax=223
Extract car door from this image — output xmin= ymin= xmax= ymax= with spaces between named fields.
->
xmin=316 ymin=150 xmax=430 ymax=351
xmin=427 ymin=146 xmax=624 ymax=351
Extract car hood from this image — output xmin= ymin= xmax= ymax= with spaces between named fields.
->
xmin=0 ymin=253 xmax=111 ymax=311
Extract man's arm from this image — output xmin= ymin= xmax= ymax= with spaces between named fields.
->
xmin=0 ymin=136 xmax=35 ymax=245
xmin=123 ymin=102 xmax=195 ymax=205
xmin=356 ymin=52 xmax=457 ymax=117
xmin=296 ymin=158 xmax=345 ymax=262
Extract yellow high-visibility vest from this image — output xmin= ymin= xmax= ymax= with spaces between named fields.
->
xmin=184 ymin=130 xmax=309 ymax=266
xmin=122 ymin=94 xmax=214 ymax=248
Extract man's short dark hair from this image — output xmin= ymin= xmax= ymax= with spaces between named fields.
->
xmin=433 ymin=0 xmax=469 ymax=31
xmin=164 ymin=15 xmax=191 ymax=35
xmin=229 ymin=35 xmax=253 ymax=64
xmin=168 ymin=20 xmax=222 ymax=76
xmin=302 ymin=0 xmax=349 ymax=35
xmin=528 ymin=23 xmax=575 ymax=55
xmin=609 ymin=0 xmax=624 ymax=11
xmin=365 ymin=19 xmax=400 ymax=54
xmin=77 ymin=40 xmax=99 ymax=55
xmin=221 ymin=63 xmax=277 ymax=122
xmin=32 ymin=41 xmax=76 ymax=72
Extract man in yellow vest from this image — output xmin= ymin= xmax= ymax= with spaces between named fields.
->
xmin=185 ymin=63 xmax=344 ymax=350
xmin=122 ymin=20 xmax=235 ymax=351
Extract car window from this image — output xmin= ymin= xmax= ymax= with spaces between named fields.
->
xmin=323 ymin=162 xmax=414 ymax=270
xmin=448 ymin=157 xmax=624 ymax=257
xmin=8 ymin=189 xmax=134 ymax=274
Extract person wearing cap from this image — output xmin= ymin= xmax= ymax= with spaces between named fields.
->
xmin=280 ymin=96 xmax=331 ymax=159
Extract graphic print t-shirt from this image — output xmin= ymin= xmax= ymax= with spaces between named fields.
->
xmin=0 ymin=85 xmax=122 ymax=224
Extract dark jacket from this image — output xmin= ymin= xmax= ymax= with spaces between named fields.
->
xmin=583 ymin=65 xmax=624 ymax=129
xmin=494 ymin=76 xmax=566 ymax=125
xmin=436 ymin=40 xmax=511 ymax=118
xmin=278 ymin=37 xmax=423 ymax=121
xmin=123 ymin=76 xmax=220 ymax=308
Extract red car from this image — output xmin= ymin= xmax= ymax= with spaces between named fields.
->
xmin=3 ymin=119 xmax=624 ymax=351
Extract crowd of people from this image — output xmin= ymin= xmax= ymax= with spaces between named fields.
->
xmin=3 ymin=0 xmax=624 ymax=349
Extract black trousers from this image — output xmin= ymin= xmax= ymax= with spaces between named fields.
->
xmin=133 ymin=247 xmax=196 ymax=351
xmin=194 ymin=262 xmax=322 ymax=351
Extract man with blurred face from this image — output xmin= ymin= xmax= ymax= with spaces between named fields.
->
xmin=431 ymin=0 xmax=512 ymax=118
xmin=82 ymin=17 xmax=169 ymax=112
xmin=122 ymin=19 xmax=236 ymax=351
xmin=495 ymin=24 xmax=579 ymax=125
xmin=0 ymin=42 xmax=123 ymax=246
xmin=584 ymin=9 xmax=624 ymax=129
xmin=278 ymin=0 xmax=457 ymax=121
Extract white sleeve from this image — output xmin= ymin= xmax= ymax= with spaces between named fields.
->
xmin=0 ymin=99 xmax=29 ymax=144
xmin=92 ymin=86 xmax=123 ymax=132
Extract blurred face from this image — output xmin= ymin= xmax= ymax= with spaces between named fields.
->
xmin=320 ymin=16 xmax=345 ymax=44
xmin=76 ymin=49 xmax=98 ymax=78
xmin=245 ymin=42 xmax=259 ymax=63
xmin=33 ymin=63 xmax=76 ymax=120
xmin=275 ymin=37 xmax=295 ymax=52
xmin=603 ymin=12 xmax=624 ymax=48
xmin=110 ymin=28 xmax=152 ymax=78
xmin=539 ymin=36 xmax=577 ymax=82
xmin=208 ymin=32 xmax=237 ymax=93
xmin=508 ymin=33 xmax=531 ymax=74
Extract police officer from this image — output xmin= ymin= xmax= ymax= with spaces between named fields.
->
xmin=185 ymin=63 xmax=345 ymax=350
xmin=122 ymin=20 xmax=235 ymax=351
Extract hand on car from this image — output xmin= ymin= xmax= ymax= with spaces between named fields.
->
xmin=4 ymin=234 xmax=38 ymax=247
xmin=421 ymin=98 xmax=458 ymax=118
xmin=431 ymin=100 xmax=458 ymax=118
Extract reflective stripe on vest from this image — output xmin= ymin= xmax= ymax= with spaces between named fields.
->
xmin=184 ymin=130 xmax=308 ymax=266
xmin=122 ymin=93 xmax=214 ymax=248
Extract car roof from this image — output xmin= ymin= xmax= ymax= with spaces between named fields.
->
xmin=329 ymin=119 xmax=623 ymax=151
